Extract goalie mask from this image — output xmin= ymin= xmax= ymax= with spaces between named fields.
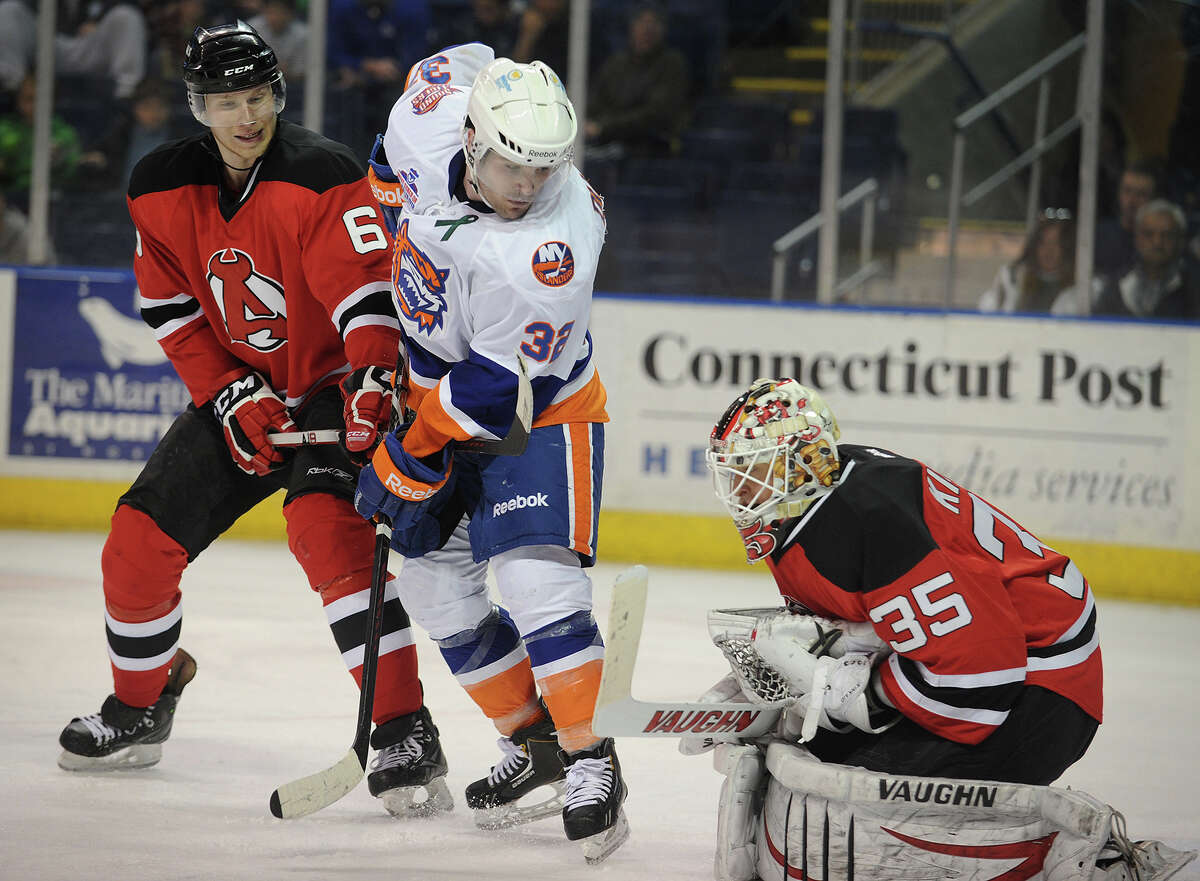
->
xmin=462 ymin=57 xmax=576 ymax=217
xmin=707 ymin=378 xmax=841 ymax=562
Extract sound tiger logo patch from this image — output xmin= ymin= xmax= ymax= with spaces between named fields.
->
xmin=392 ymin=219 xmax=449 ymax=335
xmin=532 ymin=241 xmax=575 ymax=287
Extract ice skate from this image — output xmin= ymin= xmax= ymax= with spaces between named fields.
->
xmin=1095 ymin=812 xmax=1197 ymax=880
xmin=465 ymin=714 xmax=567 ymax=830
xmin=561 ymin=738 xmax=630 ymax=864
xmin=367 ymin=706 xmax=453 ymax=818
xmin=58 ymin=648 xmax=197 ymax=772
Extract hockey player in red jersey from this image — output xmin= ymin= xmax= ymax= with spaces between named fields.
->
xmin=697 ymin=378 xmax=1196 ymax=881
xmin=706 ymin=377 xmax=1101 ymax=784
xmin=56 ymin=22 xmax=451 ymax=818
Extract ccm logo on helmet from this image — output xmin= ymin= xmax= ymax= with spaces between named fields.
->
xmin=383 ymin=473 xmax=436 ymax=500
xmin=224 ymin=64 xmax=255 ymax=75
xmin=493 ymin=492 xmax=549 ymax=516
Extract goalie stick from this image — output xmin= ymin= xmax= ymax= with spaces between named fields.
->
xmin=270 ymin=517 xmax=392 ymax=819
xmin=592 ymin=566 xmax=782 ymax=740
xmin=269 ymin=353 xmax=534 ymax=456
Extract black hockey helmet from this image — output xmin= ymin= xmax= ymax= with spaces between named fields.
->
xmin=183 ymin=22 xmax=286 ymax=125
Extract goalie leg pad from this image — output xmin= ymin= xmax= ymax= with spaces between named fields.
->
xmin=754 ymin=740 xmax=1170 ymax=881
xmin=713 ymin=743 xmax=767 ymax=881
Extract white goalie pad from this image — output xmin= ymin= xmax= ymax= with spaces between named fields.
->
xmin=713 ymin=744 xmax=766 ymax=881
xmin=750 ymin=740 xmax=1116 ymax=881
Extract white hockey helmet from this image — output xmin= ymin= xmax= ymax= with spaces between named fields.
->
xmin=462 ymin=57 xmax=577 ymax=172
xmin=707 ymin=378 xmax=842 ymax=536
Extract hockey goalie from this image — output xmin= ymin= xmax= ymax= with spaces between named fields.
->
xmin=596 ymin=378 xmax=1196 ymax=881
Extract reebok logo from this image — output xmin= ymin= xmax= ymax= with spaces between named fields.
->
xmin=493 ymin=492 xmax=549 ymax=516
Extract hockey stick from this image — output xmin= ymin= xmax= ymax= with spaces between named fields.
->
xmin=592 ymin=566 xmax=783 ymax=740
xmin=269 ymin=517 xmax=392 ymax=819
xmin=269 ymin=353 xmax=534 ymax=457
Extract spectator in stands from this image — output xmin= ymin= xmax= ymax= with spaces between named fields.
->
xmin=146 ymin=0 xmax=211 ymax=82
xmin=248 ymin=0 xmax=307 ymax=80
xmin=1093 ymin=159 xmax=1162 ymax=280
xmin=0 ymin=74 xmax=82 ymax=194
xmin=328 ymin=0 xmax=432 ymax=151
xmin=979 ymin=210 xmax=1086 ymax=313
xmin=512 ymin=0 xmax=569 ymax=83
xmin=0 ymin=0 xmax=147 ymax=99
xmin=584 ymin=2 xmax=690 ymax=160
xmin=438 ymin=0 xmax=518 ymax=60
xmin=79 ymin=78 xmax=174 ymax=191
xmin=1086 ymin=199 xmax=1200 ymax=319
xmin=328 ymin=0 xmax=432 ymax=88
xmin=0 ymin=190 xmax=55 ymax=264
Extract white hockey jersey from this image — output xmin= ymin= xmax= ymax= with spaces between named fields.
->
xmin=375 ymin=44 xmax=609 ymax=458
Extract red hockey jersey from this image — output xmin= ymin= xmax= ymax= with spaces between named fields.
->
xmin=765 ymin=444 xmax=1103 ymax=745
xmin=128 ymin=120 xmax=399 ymax=409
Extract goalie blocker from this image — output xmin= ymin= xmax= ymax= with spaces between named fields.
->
xmin=713 ymin=740 xmax=1196 ymax=881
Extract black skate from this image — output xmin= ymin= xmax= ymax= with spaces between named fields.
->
xmin=561 ymin=738 xmax=630 ymax=864
xmin=465 ymin=714 xmax=567 ymax=830
xmin=367 ymin=706 xmax=453 ymax=818
xmin=58 ymin=648 xmax=197 ymax=772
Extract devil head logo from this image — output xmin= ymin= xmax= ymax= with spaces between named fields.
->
xmin=206 ymin=248 xmax=287 ymax=352
xmin=392 ymin=218 xmax=450 ymax=335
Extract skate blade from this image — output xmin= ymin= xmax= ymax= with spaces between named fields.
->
xmin=380 ymin=776 xmax=454 ymax=819
xmin=1147 ymin=844 xmax=1197 ymax=880
xmin=57 ymin=743 xmax=163 ymax=772
xmin=473 ymin=780 xmax=567 ymax=830
xmin=579 ymin=808 xmax=630 ymax=865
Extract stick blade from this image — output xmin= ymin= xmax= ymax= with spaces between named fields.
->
xmin=592 ymin=564 xmax=782 ymax=740
xmin=595 ymin=565 xmax=649 ymax=718
xmin=269 ymin=749 xmax=364 ymax=819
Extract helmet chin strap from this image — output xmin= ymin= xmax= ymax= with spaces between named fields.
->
xmin=463 ymin=159 xmax=499 ymax=212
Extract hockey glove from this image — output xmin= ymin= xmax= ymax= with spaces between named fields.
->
xmin=211 ymin=371 xmax=296 ymax=476
xmin=340 ymin=365 xmax=400 ymax=463
xmin=355 ymin=431 xmax=452 ymax=524
xmin=801 ymin=654 xmax=898 ymax=740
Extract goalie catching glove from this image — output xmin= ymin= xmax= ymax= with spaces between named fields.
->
xmin=211 ymin=370 xmax=296 ymax=476
xmin=340 ymin=365 xmax=402 ymax=462
xmin=708 ymin=607 xmax=898 ymax=741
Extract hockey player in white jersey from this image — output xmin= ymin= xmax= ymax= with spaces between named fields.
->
xmin=353 ymin=44 xmax=628 ymax=863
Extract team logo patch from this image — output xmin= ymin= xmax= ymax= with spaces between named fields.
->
xmin=392 ymin=219 xmax=449 ymax=335
xmin=369 ymin=166 xmax=420 ymax=212
xmin=411 ymin=84 xmax=460 ymax=114
xmin=531 ymin=241 xmax=575 ymax=287
xmin=206 ymin=248 xmax=287 ymax=352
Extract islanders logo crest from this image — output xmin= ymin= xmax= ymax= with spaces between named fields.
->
xmin=531 ymin=241 xmax=575 ymax=287
xmin=392 ymin=219 xmax=450 ymax=335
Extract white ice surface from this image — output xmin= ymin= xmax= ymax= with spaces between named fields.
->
xmin=2 ymin=530 xmax=1197 ymax=880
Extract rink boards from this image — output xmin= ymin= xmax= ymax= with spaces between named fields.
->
xmin=1 ymin=266 xmax=1196 ymax=605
